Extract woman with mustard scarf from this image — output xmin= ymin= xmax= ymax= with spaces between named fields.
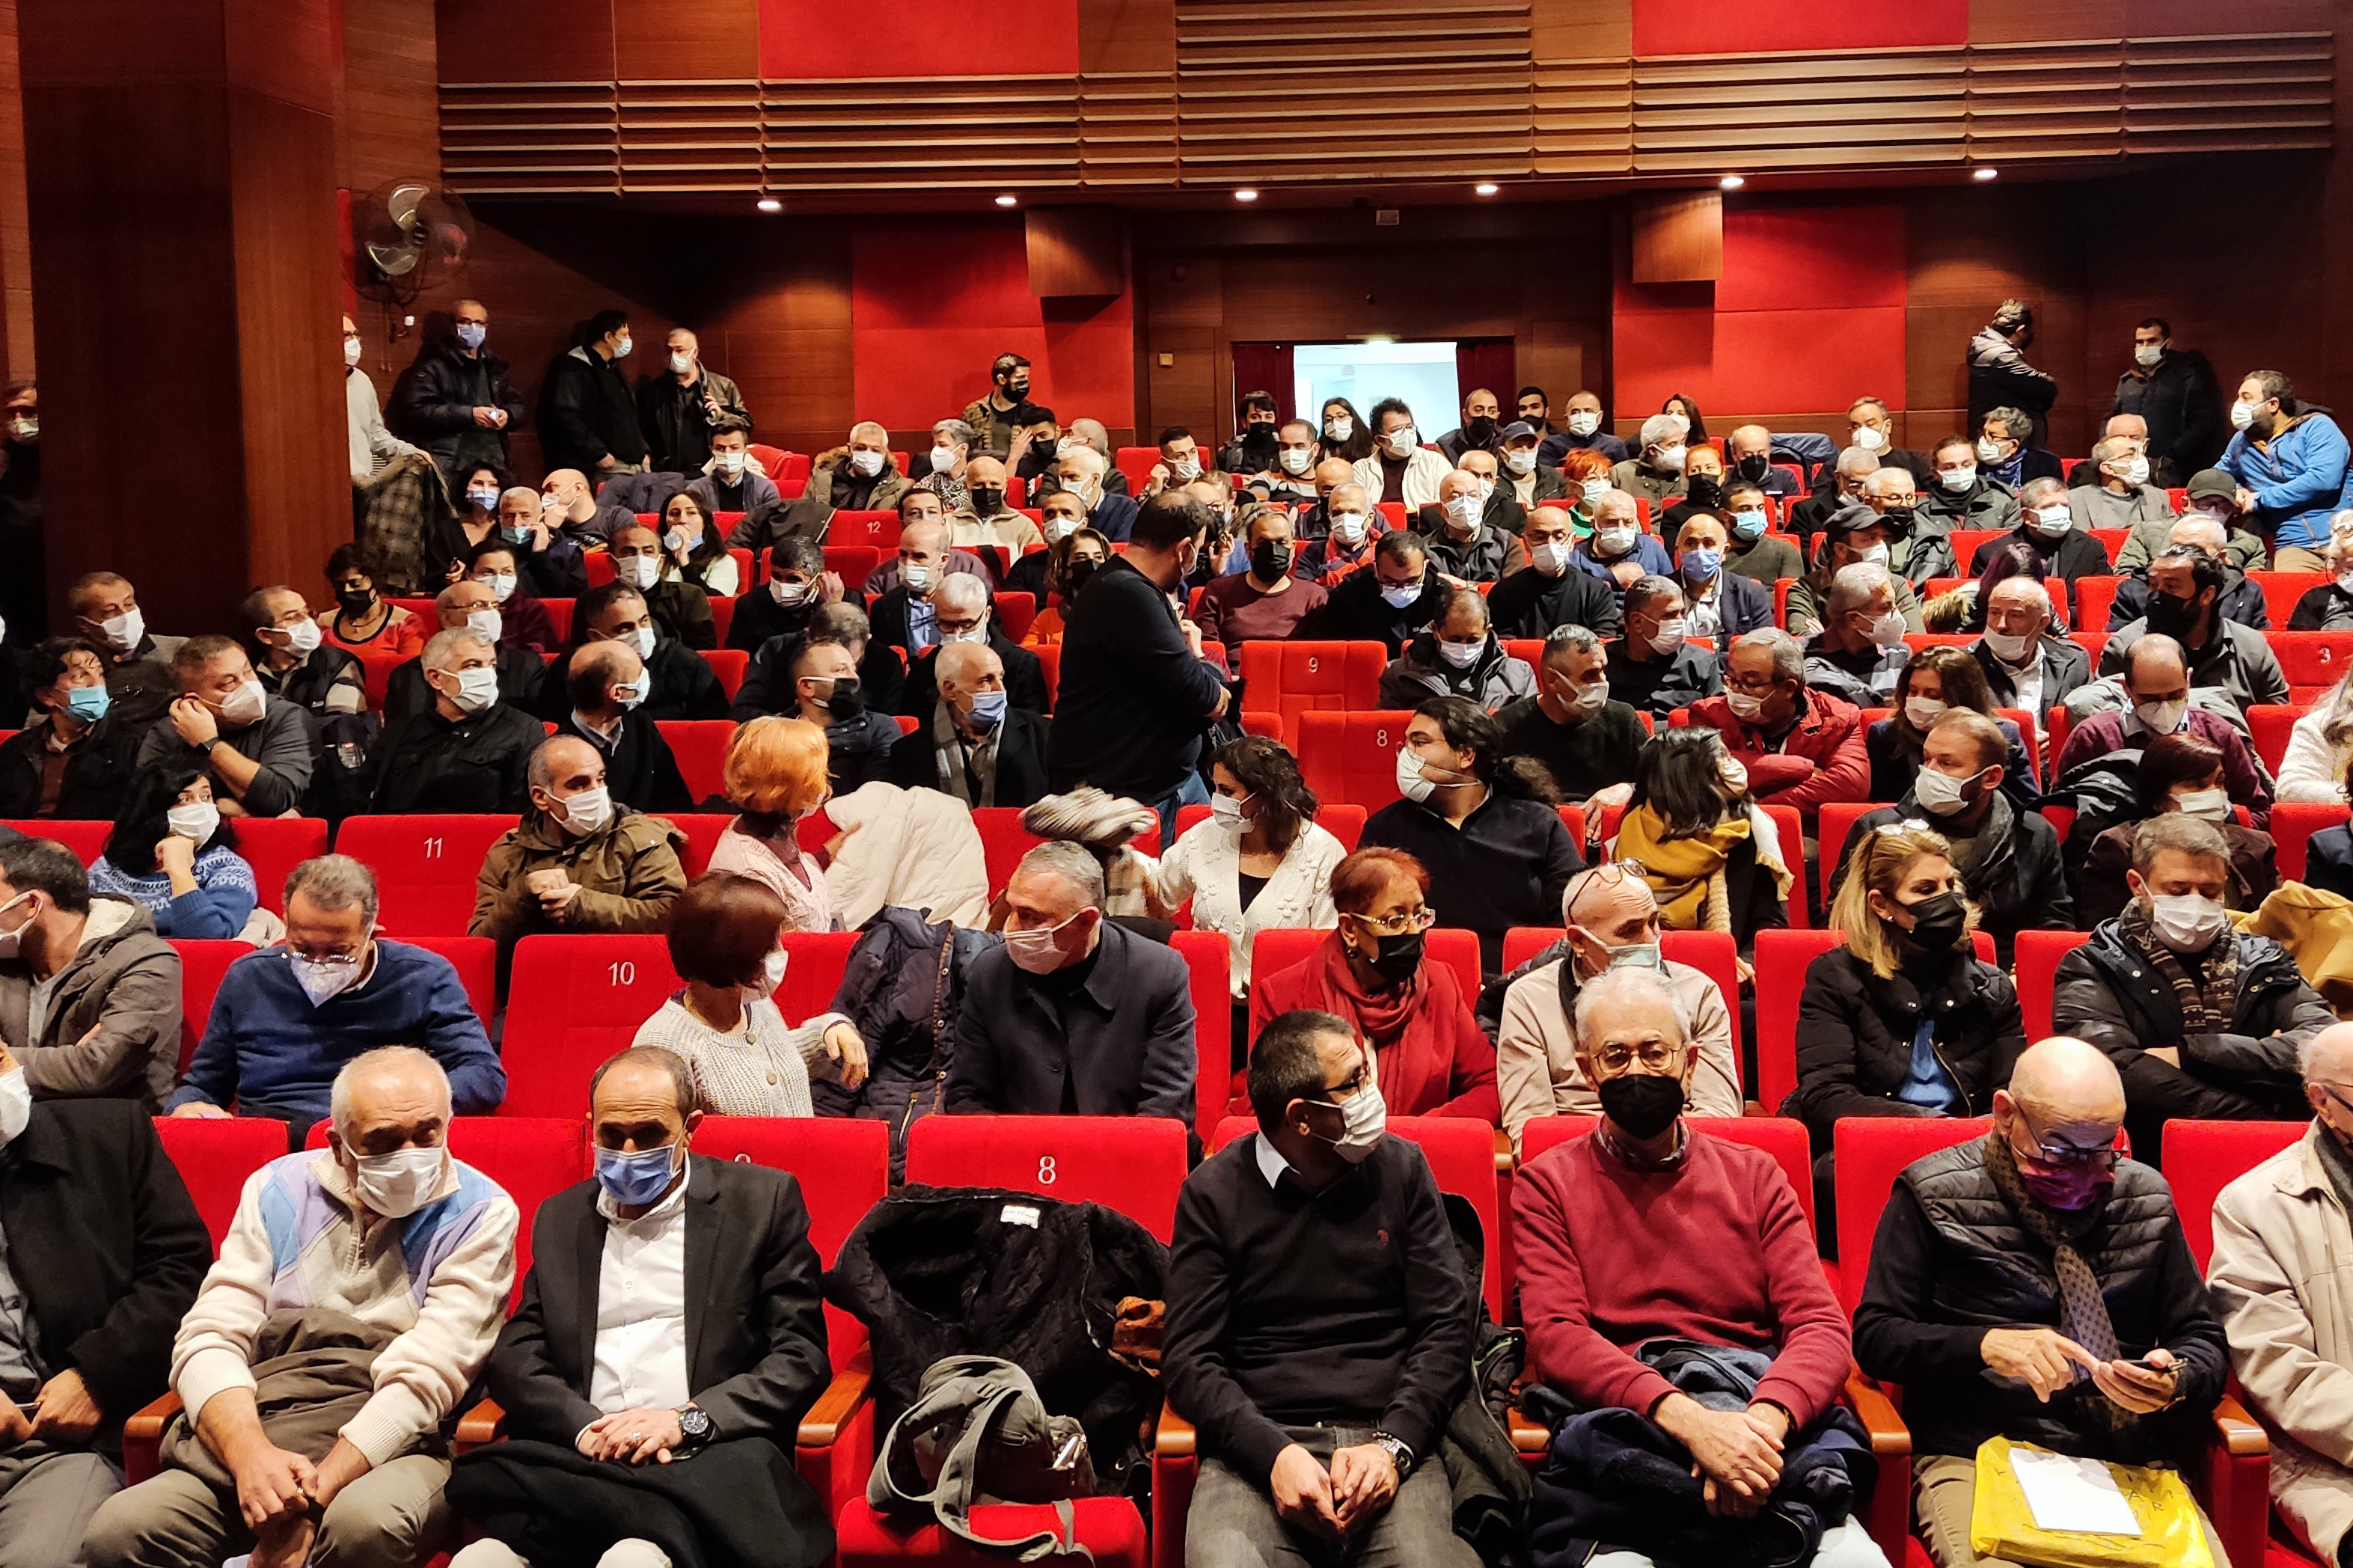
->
xmin=1610 ymin=727 xmax=1794 ymax=967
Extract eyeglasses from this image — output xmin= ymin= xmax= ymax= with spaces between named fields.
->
xmin=1350 ymin=907 xmax=1435 ymax=936
xmin=1592 ymin=1040 xmax=1684 ymax=1074
xmin=1567 ymin=860 xmax=1647 ymax=921
xmin=2013 ymin=1107 xmax=2124 ymax=1170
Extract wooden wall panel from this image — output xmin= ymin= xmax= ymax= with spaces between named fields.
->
xmin=1630 ymin=189 xmax=1719 ymax=282
xmin=343 ymin=0 xmax=441 ymax=195
xmin=703 ymin=228 xmax=855 ymax=455
xmin=1027 ymin=206 xmax=1125 ymax=297
xmin=1080 ymin=0 xmax=1176 ymax=73
xmin=0 ymin=0 xmax=30 ymax=377
xmin=435 ymin=0 xmax=613 ymax=85
xmin=614 ymin=0 xmax=759 ymax=82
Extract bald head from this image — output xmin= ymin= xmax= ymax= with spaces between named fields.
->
xmin=1561 ymin=866 xmax=1662 ymax=976
xmin=935 ymin=637 xmax=1001 ymax=695
xmin=2305 ymin=1022 xmax=2353 ymax=1087
xmin=1315 ymin=457 xmax=1356 ymax=494
xmin=2004 ymin=1036 xmax=2126 ymax=1130
xmin=2169 ymin=513 xmax=2227 ymax=557
xmin=2124 ymin=633 xmax=2188 ymax=694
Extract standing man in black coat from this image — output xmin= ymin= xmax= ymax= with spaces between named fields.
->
xmin=537 ymin=310 xmax=649 ymax=479
xmin=395 ymin=300 xmax=527 ymax=476
xmin=0 ymin=1059 xmax=211 ymax=1567
xmin=2112 ymin=317 xmax=2224 ymax=485
xmin=1966 ymin=298 xmax=2057 ymax=440
xmin=447 ymin=1047 xmax=835 ymax=1568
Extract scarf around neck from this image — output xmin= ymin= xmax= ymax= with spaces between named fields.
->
xmin=2118 ymin=896 xmax=2237 ymax=1035
xmin=1616 ymin=807 xmax=1750 ymax=928
xmin=1983 ymin=1130 xmax=2127 ymax=1429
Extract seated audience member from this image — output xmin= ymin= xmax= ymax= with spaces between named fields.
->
xmin=1835 ymin=711 xmax=2069 ymax=964
xmin=1968 ymin=475 xmax=2111 ymax=586
xmin=896 ymin=572 xmax=1048 ymax=717
xmin=1217 ymin=396 xmax=1281 ymax=477
xmin=67 ymin=570 xmax=183 ymax=727
xmin=1853 ymin=1037 xmax=2231 ymax=1568
xmin=1003 ymin=482 xmax=1092 ymax=590
xmin=94 ymin=1049 xmax=518 ymax=1568
xmin=0 ymin=1046 xmax=209 ymax=1566
xmin=557 ymin=641 xmax=691 ymax=812
xmin=1495 ymin=866 xmax=1741 ymax=1151
xmin=1377 ymin=587 xmax=1535 ymax=714
xmin=1050 ymin=441 xmax=1137 ymax=542
xmin=1860 ymin=463 xmax=1956 ymax=589
xmin=1571 ymin=489 xmax=1674 ymax=590
xmin=471 ymin=732 xmax=682 ymax=964
xmin=462 ymin=541 xmax=558 ymax=654
xmin=0 ymin=836 xmax=180 ymax=1109
xmin=89 ymin=763 xmax=258 ymax=940
xmin=1142 ymin=423 xmax=1225 ymax=496
xmin=1971 ymin=574 xmax=2091 ymax=722
xmin=1653 ymin=447 xmax=1728 ymax=538
xmin=731 ymin=601 xmax=868 ymax=723
xmin=607 ymin=521 xmax=717 ymax=650
xmin=445 ymin=1046 xmax=836 ymax=1568
xmin=0 ymin=637 xmax=141 ymax=819
xmin=2066 ymin=432 xmax=2174 ymax=530
xmin=1671 ymin=509 xmax=1773 ymax=649
xmin=1359 ymin=697 xmax=1582 ymax=977
xmin=244 ymin=584 xmax=365 ymax=716
xmin=524 ymin=471 xmax=622 ymax=591
xmin=1784 ymin=501 xmax=1924 ymax=638
xmin=1721 ymin=480 xmax=1802 ymax=585
xmin=1515 ymin=967 xmax=1879 ymax=1568
xmin=1249 ymin=847 xmax=1496 ymax=1121
xmin=1418 ymin=468 xmax=1526 ymax=583
xmin=2291 ymin=519 xmax=2353 ymax=629
xmin=707 ymin=717 xmax=834 ymax=934
xmin=1499 ymin=419 xmax=1567 ymax=509
xmin=1604 ymin=575 xmax=1720 ymax=718
xmin=1163 ymin=1009 xmax=1475 ymax=1568
xmin=2118 ymin=466 xmax=2266 ymax=572
xmin=1918 ymin=433 xmax=2023 ymax=536
xmin=1688 ymin=628 xmax=1870 ymax=820
xmin=1309 ymin=528 xmax=1448 ymax=654
xmin=818 ymin=420 xmax=914 ymax=512
xmin=433 ymin=468 xmax=502 ymax=584
xmin=1353 ymin=396 xmax=1452 ymax=509
xmin=1608 ymin=411 xmax=1692 ymax=510
xmin=1195 ymin=503 xmax=1329 ymax=643
xmin=1867 ymin=646 xmax=2037 ymax=804
xmin=1975 ymin=402 xmax=2062 ymax=487
xmin=859 ymin=517 xmax=956 ymax=708
xmin=1613 ymin=726 xmax=1794 ymax=950
xmin=1800 ymin=561 xmax=1912 ymax=708
xmin=138 ymin=634 xmax=315 ymax=819
xmin=558 ymin=582 xmax=728 ymax=721
xmin=626 ymin=878 xmax=864 ymax=1117
xmin=1436 ymin=386 xmax=1502 ymax=463
xmin=1787 ymin=444 xmax=1883 ymax=547
xmin=1494 ymin=625 xmax=1644 ymax=803
xmin=2056 ymin=633 xmax=2272 ymax=825
xmin=887 ymin=639 xmax=1049 ymax=809
xmin=1259 ymin=419 xmax=1324 ymax=503
xmin=1546 ymin=388 xmax=1628 ymax=465
xmin=727 ymin=536 xmax=834 ymax=655
xmin=690 ymin=416 xmax=789 ymax=546
xmin=2208 ymin=1021 xmax=2353 ymax=1567
xmin=2281 ymin=667 xmax=2353 ymax=802
xmin=2080 ymin=732 xmax=2279 ymax=927
xmin=1018 ymin=527 xmax=1108 ymax=646
xmin=655 ymin=489 xmax=738 ymax=598
xmin=1796 ymin=821 xmax=2026 ymax=1190
xmin=2101 ymin=544 xmax=2290 ymax=709
xmin=2108 ymin=512 xmax=2270 ymax=632
xmin=949 ymin=458 xmax=1045 ymax=556
xmin=1294 ymin=477 xmax=1384 ymax=586
xmin=370 ymin=628 xmax=541 ymax=814
xmin=2053 ymin=813 xmax=2330 ymax=1163
xmin=172 ymin=856 xmax=503 ymax=1133
xmin=1560 ymin=447 xmax=1615 ymax=516
xmin=943 ymin=841 xmax=1197 ymax=1128
xmin=2221 ymin=367 xmax=2353 ymax=572
xmin=385 ymin=578 xmax=543 ymax=722
xmin=1486 ymin=503 xmax=1622 ymax=640
xmin=317 ymin=546 xmax=426 ymax=660
xmin=1724 ymin=423 xmax=1799 ymax=495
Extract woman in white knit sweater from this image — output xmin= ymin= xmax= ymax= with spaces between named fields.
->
xmin=630 ymin=872 xmax=867 ymax=1117
xmin=2277 ymin=671 xmax=2353 ymax=803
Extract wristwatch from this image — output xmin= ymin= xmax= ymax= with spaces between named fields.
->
xmin=674 ymin=1401 xmax=714 ymax=1453
xmin=1371 ymin=1430 xmax=1415 ymax=1478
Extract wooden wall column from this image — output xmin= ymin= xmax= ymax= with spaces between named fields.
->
xmin=19 ymin=0 xmax=346 ymax=633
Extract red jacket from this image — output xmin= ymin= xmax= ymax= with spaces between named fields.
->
xmin=1686 ymin=687 xmax=1869 ymax=816
xmin=1248 ymin=934 xmax=1499 ymax=1124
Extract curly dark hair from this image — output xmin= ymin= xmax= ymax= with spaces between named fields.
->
xmin=1213 ymin=736 xmax=1319 ymax=855
xmin=1628 ymin=726 xmax=1745 ymax=839
xmin=1413 ymin=696 xmax=1555 ymax=803
xmin=105 ymin=759 xmax=236 ymax=874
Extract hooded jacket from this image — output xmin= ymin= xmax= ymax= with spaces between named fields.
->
xmin=468 ymin=808 xmax=686 ymax=971
xmin=1377 ymin=633 xmax=1537 ymax=714
xmin=2222 ymin=409 xmax=2353 ymax=550
xmin=1783 ymin=944 xmax=2025 ymax=1151
xmin=0 ymin=897 xmax=181 ymax=1111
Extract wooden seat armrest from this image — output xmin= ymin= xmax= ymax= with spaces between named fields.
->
xmin=1156 ymin=1406 xmax=1196 ymax=1458
xmin=1509 ymin=1407 xmax=1549 ymax=1454
xmin=1494 ymin=1128 xmax=1515 ymax=1174
xmin=125 ymin=1391 xmax=183 ymax=1445
xmin=798 ymin=1346 xmax=872 ymax=1448
xmin=2212 ymin=1392 xmax=2267 ymax=1457
xmin=455 ymin=1398 xmax=506 ymax=1448
xmin=1844 ymin=1368 xmax=1911 ymax=1458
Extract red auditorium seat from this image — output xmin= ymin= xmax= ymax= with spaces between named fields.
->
xmin=1946 ymin=530 xmax=2005 ymax=570
xmin=2248 ymin=705 xmax=2300 ymax=775
xmin=215 ymin=816 xmax=331 ymax=911
xmin=0 ymin=817 xmax=107 ymax=860
xmin=656 ymin=720 xmax=737 ymax=801
xmin=2271 ymin=802 xmax=2350 ymax=881
xmin=1171 ymin=930 xmax=1231 ymax=1137
xmin=2012 ymin=928 xmax=2090 ymax=1041
xmin=905 ymin=1115 xmax=1190 ymax=1242
xmin=174 ymin=935 xmax=500 ymax=1077
xmin=831 ymin=510 xmax=902 ymax=550
xmin=1237 ymin=642 xmax=1386 ymax=741
xmin=1374 ymin=501 xmax=1407 ymax=533
xmin=1032 ymin=643 xmax=1059 ymax=708
xmin=1294 ymin=709 xmax=1414 ymax=810
xmin=153 ymin=1115 xmax=288 ymax=1248
xmin=2274 ymin=631 xmax=2353 ymax=693
xmin=358 ymin=654 xmax=403 ymax=711
xmin=994 ymin=590 xmax=1036 ymax=642
xmin=1812 ymin=801 xmax=1891 ymax=907
xmin=822 ymin=545 xmax=881 ymax=584
xmin=2252 ymin=571 xmax=2327 ymax=627
xmin=1171 ymin=802 xmax=1367 ymax=852
xmin=539 ymin=598 xmax=575 ymax=642
xmin=703 ymin=648 xmax=747 ymax=699
xmin=2074 ymin=575 xmax=2122 ymax=631
xmin=583 ymin=553 xmax=614 ymax=589
xmin=333 ymin=815 xmax=518 ymax=937
xmin=1753 ymin=928 xmax=1994 ymax=1114
xmin=1901 ymin=633 xmax=1977 ymax=653
xmin=709 ymin=595 xmax=736 ymax=645
xmin=2066 ymin=629 xmax=2107 ymax=664
xmin=2087 ymin=527 xmax=2129 ymax=563
xmin=2164 ymin=1120 xmax=2307 ymax=1271
xmin=1497 ymin=929 xmax=1743 ymax=1063
xmin=663 ymin=812 xmax=732 ymax=875
xmin=1251 ymin=925 xmax=1480 ymax=1009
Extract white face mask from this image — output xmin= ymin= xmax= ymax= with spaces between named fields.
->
xmin=669 ymin=350 xmax=694 ymax=375
xmin=441 ymin=664 xmax=501 ymax=715
xmin=748 ymin=946 xmax=789 ymax=999
xmin=218 ymin=678 xmax=267 ymax=729
xmin=1529 ymin=539 xmax=1570 ymax=576
xmin=1329 ymin=511 xmax=1368 ymax=546
xmin=700 ymin=450 xmax=743 ymax=481
xmin=1169 ymin=456 xmax=1201 ymax=481
xmin=849 ymin=449 xmax=885 ymax=477
xmin=1983 ymin=628 xmax=2037 ymax=664
xmin=2119 ymin=456 xmax=2151 ymax=487
xmin=1904 ymin=696 xmax=1948 ymax=729
xmin=1911 ymin=764 xmax=1977 ymax=817
xmin=1595 ymin=525 xmax=1638 ymax=557
xmin=613 ymin=334 xmax=634 ymax=358
xmin=1651 ymin=444 xmax=1686 ymax=473
xmin=555 ymin=784 xmax=612 ymax=836
xmin=1395 ymin=747 xmax=1438 ymax=803
xmin=1210 ymin=792 xmax=1252 ymax=832
xmin=1003 ymin=913 xmax=1083 ymax=974
xmin=2147 ymin=890 xmax=2228 ymax=953
xmin=1315 ymin=1081 xmax=1386 ymax=1163
xmin=615 ymin=554 xmax=661 ymax=592
xmin=1566 ymin=411 xmax=1600 ymax=438
xmin=1436 ymin=637 xmax=1484 ymax=669
xmin=1563 ymin=680 xmax=1608 ymax=715
xmin=1279 ymin=447 xmax=1313 ymax=475
xmin=1505 ymin=448 xmax=1537 ymax=475
xmin=1581 ymin=477 xmax=1612 ymax=502
xmin=483 ymin=572 xmax=518 ymax=604
xmin=350 ymin=1145 xmax=445 ymax=1220
xmin=1324 ymin=416 xmax=1353 ymax=441
xmin=1650 ymin=615 xmax=1689 ymax=656
xmin=0 ymin=1068 xmax=28 ymax=1147
xmin=2175 ymin=787 xmax=2233 ymax=823
xmin=343 ymin=335 xmax=363 ymax=368
xmin=100 ymin=608 xmax=144 ymax=653
xmin=2033 ymin=506 xmax=2074 ymax=538
xmin=1379 ymin=581 xmax=1422 ymax=609
xmin=1861 ymin=610 xmax=1908 ymax=649
xmin=1974 ymin=438 xmax=2005 ymax=465
xmin=902 ymin=561 xmax=938 ymax=594
xmin=290 ymin=943 xmax=369 ymax=1008
xmin=2135 ymin=343 xmax=2165 ymax=367
xmin=2134 ymin=698 xmax=2188 ymax=736
xmin=1725 ymin=691 xmax=1766 ymax=721
xmin=1850 ymin=425 xmax=1887 ymax=453
xmin=1853 ymin=542 xmax=1891 ymax=568
xmin=1719 ymin=754 xmax=1749 ymax=794
xmin=465 ymin=607 xmax=503 ymax=645
xmin=628 ymin=625 xmax=658 ymax=662
xmin=1445 ymin=494 xmax=1481 ymax=532
xmin=1382 ymin=426 xmax=1419 ymax=455
xmin=168 ymin=801 xmax=221 ymax=844
xmin=1042 ymin=511 xmax=1082 ymax=543
xmin=1937 ymin=464 xmax=1977 ymax=492
xmin=770 ymin=575 xmax=814 ymax=607
xmin=924 ymin=444 xmax=957 ymax=475
xmin=279 ymin=617 xmax=323 ymax=656
xmin=466 ymin=484 xmax=500 ymax=511
xmin=2230 ymin=399 xmax=2258 ymax=431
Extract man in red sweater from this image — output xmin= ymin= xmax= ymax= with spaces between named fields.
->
xmin=1513 ymin=967 xmax=1884 ymax=1567
xmin=1686 ymin=628 xmax=1870 ymax=824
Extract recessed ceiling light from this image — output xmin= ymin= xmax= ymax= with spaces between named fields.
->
xmin=1719 ymin=174 xmax=1745 ymax=190
xmin=755 ymin=197 xmax=781 ymax=213
xmin=1234 ymin=189 xmax=1258 ymax=203
xmin=1474 ymin=182 xmax=1499 ymax=197
xmin=1972 ymin=167 xmax=1999 ymax=181
xmin=994 ymin=194 xmax=1018 ymax=207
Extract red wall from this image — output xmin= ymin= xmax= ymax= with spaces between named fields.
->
xmin=759 ymin=0 xmax=1075 ymax=77
xmin=1631 ymin=0 xmax=1965 ymax=57
xmin=851 ymin=221 xmax=1133 ymax=435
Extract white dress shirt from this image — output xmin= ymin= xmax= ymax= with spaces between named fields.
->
xmin=588 ymin=1171 xmax=691 ymax=1415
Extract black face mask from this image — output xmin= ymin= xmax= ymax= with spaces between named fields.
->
xmin=1685 ymin=474 xmax=1724 ymax=509
xmin=1240 ymin=424 xmax=1279 ymax=455
xmin=1876 ymin=505 xmax=1916 ymax=536
xmin=336 ymin=587 xmax=376 ymax=615
xmin=1597 ymin=1071 xmax=1685 ymax=1140
xmin=1250 ymin=541 xmax=1294 ymax=579
xmin=1063 ymin=556 xmax=1101 ymax=598
xmin=2146 ymin=591 xmax=2200 ymax=637
xmin=1735 ymin=453 xmax=1772 ymax=483
xmin=820 ymin=676 xmax=864 ymax=722
xmin=1359 ymin=928 xmax=1424 ymax=984
xmin=1466 ymin=415 xmax=1496 ymax=444
xmin=969 ymin=486 xmax=1006 ymax=517
xmin=1898 ymin=890 xmax=1969 ymax=951
xmin=1005 ymin=379 xmax=1030 ymax=402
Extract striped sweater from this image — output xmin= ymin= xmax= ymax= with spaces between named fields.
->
xmin=174 ymin=1149 xmax=517 ymax=1466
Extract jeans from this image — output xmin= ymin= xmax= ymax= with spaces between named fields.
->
xmin=1146 ymin=770 xmax=1212 ymax=848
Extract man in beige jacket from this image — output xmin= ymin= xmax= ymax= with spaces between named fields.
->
xmin=1493 ymin=864 xmax=1742 ymax=1154
xmin=2209 ymin=1020 xmax=2353 ymax=1568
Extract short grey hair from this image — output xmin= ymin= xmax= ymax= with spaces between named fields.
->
xmin=1639 ymin=411 xmax=1687 ymax=452
xmin=1737 ymin=627 xmax=1805 ymax=682
xmin=1571 ymin=965 xmax=1692 ymax=1048
xmin=1985 ymin=405 xmax=2036 ymax=441
xmin=1623 ymin=575 xmax=1683 ymax=619
xmin=285 ymin=854 xmax=379 ymax=923
xmin=1012 ymin=839 xmax=1107 ymax=911
xmin=589 ymin=1044 xmax=695 ymax=1113
xmin=499 ymin=486 xmax=539 ymax=511
xmin=328 ymin=1046 xmax=448 ymax=1138
xmin=1863 ymin=467 xmax=1915 ymax=499
xmin=422 ymin=627 xmax=492 ymax=672
xmin=1059 ymin=444 xmax=1106 ymax=478
xmin=2019 ymin=477 xmax=2069 ymax=510
xmin=934 ymin=573 xmax=989 ymax=616
xmin=933 ymin=417 xmax=977 ymax=447
xmin=1543 ymin=624 xmax=1603 ymax=664
xmin=1989 ymin=575 xmax=2052 ymax=616
xmin=848 ymin=420 xmax=890 ymax=445
xmin=2091 ymin=435 xmax=2135 ymax=466
xmin=1828 ymin=560 xmax=1895 ymax=616
xmin=1835 ymin=447 xmax=1881 ymax=478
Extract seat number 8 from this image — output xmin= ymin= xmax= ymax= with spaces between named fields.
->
xmin=1374 ymin=728 xmax=1389 ymax=749
xmin=1037 ymin=1155 xmax=1057 ymax=1185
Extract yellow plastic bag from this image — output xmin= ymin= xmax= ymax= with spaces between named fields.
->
xmin=1968 ymin=1436 xmax=2214 ymax=1568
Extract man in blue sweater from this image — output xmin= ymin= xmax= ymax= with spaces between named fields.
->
xmin=170 ymin=854 xmax=504 ymax=1140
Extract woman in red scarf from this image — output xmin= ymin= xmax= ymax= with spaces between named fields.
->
xmin=1249 ymin=847 xmax=1499 ymax=1122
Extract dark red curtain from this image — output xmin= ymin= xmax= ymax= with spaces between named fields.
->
xmin=1229 ymin=343 xmax=1296 ymax=435
xmin=1455 ymin=338 xmax=1517 ymax=411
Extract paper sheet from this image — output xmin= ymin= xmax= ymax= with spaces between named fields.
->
xmin=2010 ymin=1447 xmax=2144 ymax=1536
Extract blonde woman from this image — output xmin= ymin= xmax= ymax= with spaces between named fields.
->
xmin=2277 ymin=665 xmax=2353 ymax=803
xmin=706 ymin=716 xmax=836 ymax=932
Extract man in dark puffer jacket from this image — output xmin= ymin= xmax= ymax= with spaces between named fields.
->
xmin=1855 ymin=1037 xmax=2230 ymax=1568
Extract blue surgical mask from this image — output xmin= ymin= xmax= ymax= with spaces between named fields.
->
xmin=1732 ymin=509 xmax=1769 ymax=542
xmin=595 ymin=1143 xmax=680 ymax=1207
xmin=967 ymin=689 xmax=1008 ymax=729
xmin=63 ymin=685 xmax=110 ymax=723
xmin=1680 ymin=548 xmax=1722 ymax=584
xmin=500 ymin=523 xmax=533 ymax=545
xmin=455 ymin=322 xmax=487 ymax=351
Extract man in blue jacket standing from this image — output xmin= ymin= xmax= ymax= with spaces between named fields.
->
xmin=2221 ymin=368 xmax=2353 ymax=572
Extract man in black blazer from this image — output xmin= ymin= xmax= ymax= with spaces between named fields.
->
xmin=448 ymin=1046 xmax=834 ymax=1568
xmin=894 ymin=574 xmax=1047 ymax=717
xmin=554 ymin=641 xmax=693 ymax=814
xmin=0 ymin=1059 xmax=211 ymax=1565
xmin=888 ymin=642 xmax=1050 ymax=808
